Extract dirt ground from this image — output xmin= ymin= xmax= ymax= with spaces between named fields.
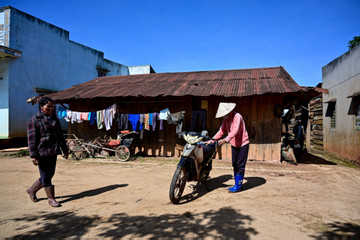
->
xmin=0 ymin=150 xmax=360 ymax=239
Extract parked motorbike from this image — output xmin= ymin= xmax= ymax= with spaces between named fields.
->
xmin=169 ymin=131 xmax=218 ymax=204
xmin=281 ymin=134 xmax=302 ymax=164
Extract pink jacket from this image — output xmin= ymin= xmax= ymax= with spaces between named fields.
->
xmin=213 ymin=111 xmax=250 ymax=147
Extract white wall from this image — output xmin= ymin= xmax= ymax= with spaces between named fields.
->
xmin=322 ymin=44 xmax=360 ymax=161
xmin=0 ymin=59 xmax=9 ymax=138
xmin=129 ymin=65 xmax=155 ymax=75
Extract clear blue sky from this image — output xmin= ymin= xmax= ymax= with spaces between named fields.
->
xmin=2 ymin=0 xmax=360 ymax=86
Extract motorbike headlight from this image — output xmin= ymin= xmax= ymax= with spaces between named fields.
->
xmin=183 ymin=134 xmax=203 ymax=144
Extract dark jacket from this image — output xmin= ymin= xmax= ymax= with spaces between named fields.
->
xmin=27 ymin=111 xmax=68 ymax=158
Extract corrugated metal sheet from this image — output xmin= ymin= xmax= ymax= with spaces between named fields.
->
xmin=300 ymin=86 xmax=329 ymax=94
xmin=49 ymin=66 xmax=301 ymax=102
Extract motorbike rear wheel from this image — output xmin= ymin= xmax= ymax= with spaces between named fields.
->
xmin=169 ymin=166 xmax=187 ymax=204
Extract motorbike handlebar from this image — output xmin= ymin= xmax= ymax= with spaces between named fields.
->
xmin=181 ymin=131 xmax=211 ymax=139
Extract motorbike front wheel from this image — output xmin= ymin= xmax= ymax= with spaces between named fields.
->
xmin=169 ymin=166 xmax=187 ymax=204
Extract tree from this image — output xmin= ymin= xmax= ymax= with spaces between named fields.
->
xmin=348 ymin=36 xmax=360 ymax=49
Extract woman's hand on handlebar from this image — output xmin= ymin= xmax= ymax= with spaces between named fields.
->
xmin=204 ymin=140 xmax=215 ymax=145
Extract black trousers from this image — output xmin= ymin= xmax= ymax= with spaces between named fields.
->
xmin=38 ymin=155 xmax=57 ymax=187
xmin=231 ymin=144 xmax=249 ymax=176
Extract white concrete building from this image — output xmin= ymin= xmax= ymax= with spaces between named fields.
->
xmin=0 ymin=6 xmax=154 ymax=142
xmin=322 ymin=44 xmax=360 ymax=163
xmin=129 ymin=65 xmax=155 ymax=75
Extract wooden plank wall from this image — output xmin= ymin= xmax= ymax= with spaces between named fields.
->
xmin=66 ymin=95 xmax=283 ymax=161
xmin=246 ymin=95 xmax=282 ymax=162
xmin=309 ymin=96 xmax=324 ymax=152
xmin=68 ymin=96 xmax=193 ymax=157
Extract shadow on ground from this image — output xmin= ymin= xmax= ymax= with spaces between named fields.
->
xmin=299 ymin=152 xmax=337 ymax=165
xmin=310 ymin=221 xmax=360 ymax=239
xmin=179 ymin=175 xmax=266 ymax=204
xmin=179 ymin=174 xmax=232 ymax=204
xmin=242 ymin=177 xmax=267 ymax=192
xmin=58 ymin=184 xmax=128 ymax=204
xmin=10 ymin=207 xmax=257 ymax=239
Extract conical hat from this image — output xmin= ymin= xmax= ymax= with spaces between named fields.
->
xmin=215 ymin=102 xmax=236 ymax=118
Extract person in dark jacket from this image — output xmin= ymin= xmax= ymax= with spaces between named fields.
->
xmin=26 ymin=97 xmax=69 ymax=207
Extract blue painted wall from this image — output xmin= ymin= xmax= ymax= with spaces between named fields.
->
xmin=0 ymin=6 xmax=140 ymax=139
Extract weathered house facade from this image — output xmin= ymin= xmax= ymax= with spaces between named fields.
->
xmin=48 ymin=66 xmax=313 ymax=162
xmin=0 ymin=6 xmax=151 ymax=143
xmin=322 ymin=44 xmax=360 ymax=163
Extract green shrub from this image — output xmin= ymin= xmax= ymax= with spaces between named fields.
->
xmin=5 ymin=149 xmax=30 ymax=157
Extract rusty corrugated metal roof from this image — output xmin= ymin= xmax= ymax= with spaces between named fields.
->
xmin=300 ymin=86 xmax=329 ymax=94
xmin=49 ymin=66 xmax=301 ymax=102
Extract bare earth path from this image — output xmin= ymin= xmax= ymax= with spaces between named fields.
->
xmin=0 ymin=152 xmax=359 ymax=239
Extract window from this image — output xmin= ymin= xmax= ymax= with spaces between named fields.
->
xmin=330 ymin=105 xmax=336 ymax=128
xmin=353 ymin=97 xmax=360 ymax=130
xmin=325 ymin=100 xmax=336 ymax=129
xmin=98 ymin=70 xmax=106 ymax=77
xmin=347 ymin=92 xmax=360 ymax=130
xmin=96 ymin=67 xmax=109 ymax=77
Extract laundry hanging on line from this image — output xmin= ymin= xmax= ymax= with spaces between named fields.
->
xmin=58 ymin=104 xmax=116 ymax=130
xmin=57 ymin=105 xmax=186 ymax=135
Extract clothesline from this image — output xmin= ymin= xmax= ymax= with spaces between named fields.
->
xmin=58 ymin=104 xmax=116 ymax=130
xmin=57 ymin=104 xmax=186 ymax=135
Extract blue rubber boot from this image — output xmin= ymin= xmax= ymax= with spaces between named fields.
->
xmin=228 ymin=174 xmax=244 ymax=193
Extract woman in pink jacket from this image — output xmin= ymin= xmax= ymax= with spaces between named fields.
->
xmin=206 ymin=103 xmax=250 ymax=193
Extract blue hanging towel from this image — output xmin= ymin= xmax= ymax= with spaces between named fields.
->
xmin=149 ymin=113 xmax=153 ymax=126
xmin=58 ymin=106 xmax=67 ymax=119
xmin=89 ymin=112 xmax=97 ymax=125
xmin=129 ymin=114 xmax=140 ymax=131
